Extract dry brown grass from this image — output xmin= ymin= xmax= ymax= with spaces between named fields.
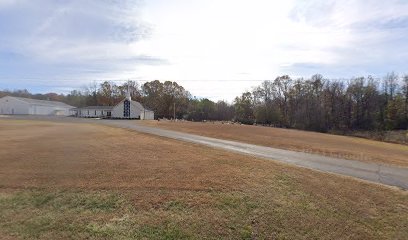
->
xmin=141 ymin=120 xmax=408 ymax=167
xmin=0 ymin=119 xmax=407 ymax=239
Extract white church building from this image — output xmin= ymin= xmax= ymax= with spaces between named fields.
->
xmin=0 ymin=96 xmax=74 ymax=116
xmin=73 ymin=93 xmax=154 ymax=120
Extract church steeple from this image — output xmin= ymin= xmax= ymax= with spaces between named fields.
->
xmin=126 ymin=85 xmax=131 ymax=101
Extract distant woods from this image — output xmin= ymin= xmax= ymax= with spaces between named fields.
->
xmin=1 ymin=73 xmax=407 ymax=132
xmin=242 ymin=73 xmax=408 ymax=131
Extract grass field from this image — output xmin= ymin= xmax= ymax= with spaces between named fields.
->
xmin=0 ymin=119 xmax=407 ymax=239
xmin=141 ymin=120 xmax=408 ymax=167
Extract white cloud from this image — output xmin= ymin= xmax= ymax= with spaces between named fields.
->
xmin=1 ymin=0 xmax=408 ymax=100
xmin=0 ymin=0 xmax=20 ymax=8
xmin=135 ymin=0 xmax=408 ymax=90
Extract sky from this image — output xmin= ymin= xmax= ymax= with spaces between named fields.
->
xmin=1 ymin=0 xmax=408 ymax=101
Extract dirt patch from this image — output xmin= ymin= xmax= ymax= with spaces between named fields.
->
xmin=0 ymin=119 xmax=407 ymax=239
xmin=141 ymin=120 xmax=408 ymax=167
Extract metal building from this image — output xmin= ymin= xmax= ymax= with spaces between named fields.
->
xmin=0 ymin=96 xmax=74 ymax=116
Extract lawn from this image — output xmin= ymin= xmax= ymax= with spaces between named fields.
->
xmin=0 ymin=119 xmax=407 ymax=239
xmin=141 ymin=120 xmax=408 ymax=167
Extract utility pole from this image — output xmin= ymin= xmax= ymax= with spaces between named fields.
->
xmin=173 ymin=102 xmax=176 ymax=121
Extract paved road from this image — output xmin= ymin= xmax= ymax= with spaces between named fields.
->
xmin=3 ymin=116 xmax=408 ymax=189
xmin=100 ymin=120 xmax=408 ymax=190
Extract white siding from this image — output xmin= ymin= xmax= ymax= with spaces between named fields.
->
xmin=79 ymin=109 xmax=94 ymax=117
xmin=36 ymin=105 xmax=71 ymax=115
xmin=74 ymin=98 xmax=154 ymax=120
xmin=77 ymin=109 xmax=111 ymax=118
xmin=30 ymin=105 xmax=70 ymax=115
xmin=0 ymin=96 xmax=73 ymax=116
xmin=112 ymin=100 xmax=144 ymax=119
xmin=140 ymin=110 xmax=154 ymax=120
xmin=79 ymin=109 xmax=90 ymax=117
xmin=0 ymin=96 xmax=30 ymax=114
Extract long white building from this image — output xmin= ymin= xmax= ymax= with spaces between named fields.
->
xmin=0 ymin=96 xmax=74 ymax=116
xmin=74 ymin=106 xmax=114 ymax=118
xmin=73 ymin=93 xmax=154 ymax=120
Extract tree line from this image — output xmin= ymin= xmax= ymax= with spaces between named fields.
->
xmin=1 ymin=72 xmax=407 ymax=132
xmin=235 ymin=73 xmax=407 ymax=132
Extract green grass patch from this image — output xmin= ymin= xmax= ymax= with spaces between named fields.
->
xmin=0 ymin=190 xmax=123 ymax=212
xmin=0 ymin=190 xmax=127 ymax=239
xmin=163 ymin=200 xmax=188 ymax=212
xmin=217 ymin=193 xmax=259 ymax=212
xmin=137 ymin=223 xmax=191 ymax=240
xmin=0 ymin=188 xmax=407 ymax=239
xmin=0 ymin=190 xmax=196 ymax=239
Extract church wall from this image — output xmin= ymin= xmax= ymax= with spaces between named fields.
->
xmin=111 ymin=100 xmax=144 ymax=119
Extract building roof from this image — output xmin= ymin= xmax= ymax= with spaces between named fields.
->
xmin=6 ymin=96 xmax=74 ymax=108
xmin=72 ymin=99 xmax=153 ymax=112
xmin=74 ymin=106 xmax=114 ymax=110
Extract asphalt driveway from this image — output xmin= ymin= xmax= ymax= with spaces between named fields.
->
xmin=102 ymin=120 xmax=408 ymax=190
xmin=3 ymin=115 xmax=408 ymax=189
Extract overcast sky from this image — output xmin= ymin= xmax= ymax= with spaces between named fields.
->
xmin=1 ymin=0 xmax=408 ymax=101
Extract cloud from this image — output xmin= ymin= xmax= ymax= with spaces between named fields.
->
xmin=1 ymin=0 xmax=408 ymax=100
xmin=0 ymin=0 xmax=20 ymax=9
xmin=280 ymin=0 xmax=408 ymax=78
xmin=0 ymin=0 xmax=164 ymax=89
